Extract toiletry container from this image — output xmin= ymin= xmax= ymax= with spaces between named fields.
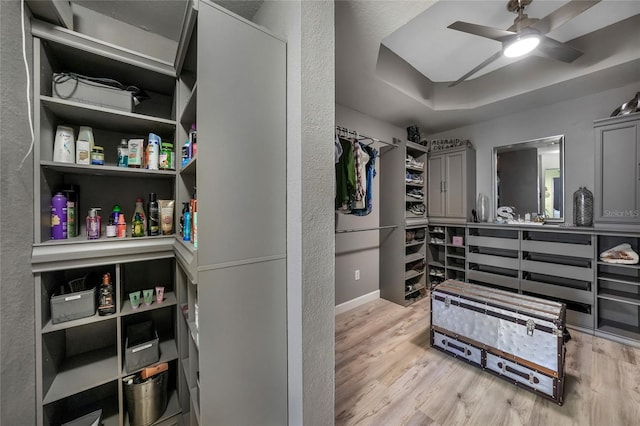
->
xmin=53 ymin=125 xmax=75 ymax=163
xmin=86 ymin=208 xmax=102 ymax=240
xmin=51 ymin=192 xmax=68 ymax=239
xmin=117 ymin=139 xmax=129 ymax=167
xmin=147 ymin=193 xmax=160 ymax=236
xmin=133 ymin=198 xmax=147 ymax=236
xmin=61 ymin=185 xmax=78 ymax=238
xmin=98 ymin=273 xmax=116 ymax=316
xmin=147 ymin=133 xmax=160 ymax=170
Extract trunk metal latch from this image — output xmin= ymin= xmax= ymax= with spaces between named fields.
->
xmin=526 ymin=319 xmax=535 ymax=336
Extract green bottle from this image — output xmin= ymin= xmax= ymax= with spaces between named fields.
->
xmin=132 ymin=212 xmax=145 ymax=237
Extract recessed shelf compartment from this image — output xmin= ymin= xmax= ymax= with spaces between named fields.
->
xmin=40 ymin=96 xmax=177 ymax=136
xmin=598 ymin=288 xmax=640 ymax=306
xmin=42 ymin=320 xmax=119 ymax=405
xmin=42 ymin=380 xmax=119 ymax=426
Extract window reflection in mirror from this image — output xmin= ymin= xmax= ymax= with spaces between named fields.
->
xmin=494 ymin=135 xmax=564 ymax=222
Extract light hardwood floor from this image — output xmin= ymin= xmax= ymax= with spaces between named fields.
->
xmin=335 ymin=296 xmax=640 ymax=426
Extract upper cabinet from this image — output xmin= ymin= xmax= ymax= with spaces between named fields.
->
xmin=427 ymin=146 xmax=476 ymax=224
xmin=594 ymin=113 xmax=640 ymax=227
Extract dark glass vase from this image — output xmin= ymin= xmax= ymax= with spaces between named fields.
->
xmin=573 ymin=187 xmax=593 ymax=227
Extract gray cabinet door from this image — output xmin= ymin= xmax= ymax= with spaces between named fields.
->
xmin=428 ymin=155 xmax=445 ymax=217
xmin=595 ymin=119 xmax=639 ymax=223
xmin=197 ymin=1 xmax=286 ymax=267
xmin=445 ymin=150 xmax=466 ymax=218
xmin=199 ymin=259 xmax=287 ymax=426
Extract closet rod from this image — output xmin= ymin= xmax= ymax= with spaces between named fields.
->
xmin=335 ymin=126 xmax=398 ymax=148
xmin=335 ymin=225 xmax=397 ymax=234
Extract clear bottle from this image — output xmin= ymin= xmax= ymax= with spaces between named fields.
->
xmin=98 ymin=272 xmax=116 ymax=316
xmin=147 ymin=193 xmax=160 ymax=236
xmin=132 ymin=212 xmax=145 ymax=237
xmin=86 ymin=207 xmax=102 ymax=240
xmin=117 ymin=139 xmax=129 ymax=167
xmin=132 ymin=197 xmax=147 ymax=236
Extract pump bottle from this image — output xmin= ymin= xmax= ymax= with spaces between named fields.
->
xmin=86 ymin=208 xmax=102 ymax=240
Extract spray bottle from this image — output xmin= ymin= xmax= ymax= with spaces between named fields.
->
xmin=51 ymin=192 xmax=68 ymax=240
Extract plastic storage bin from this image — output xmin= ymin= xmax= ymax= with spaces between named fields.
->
xmin=124 ymin=371 xmax=168 ymax=426
xmin=50 ymin=285 xmax=97 ymax=324
xmin=125 ymin=321 xmax=160 ymax=373
xmin=61 ymin=409 xmax=102 ymax=426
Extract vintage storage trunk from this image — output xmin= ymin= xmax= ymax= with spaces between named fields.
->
xmin=430 ymin=280 xmax=566 ymax=404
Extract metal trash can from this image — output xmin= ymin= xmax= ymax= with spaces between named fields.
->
xmin=124 ymin=371 xmax=168 ymax=426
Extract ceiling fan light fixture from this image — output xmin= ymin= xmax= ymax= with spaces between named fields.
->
xmin=503 ymin=33 xmax=540 ymax=58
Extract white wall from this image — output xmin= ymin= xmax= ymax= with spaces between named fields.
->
xmin=335 ymin=103 xmax=406 ymax=305
xmin=429 ymin=82 xmax=640 ymax=223
xmin=253 ymin=2 xmax=335 ymax=424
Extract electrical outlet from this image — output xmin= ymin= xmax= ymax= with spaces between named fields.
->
xmin=355 ymin=270 xmax=360 ymax=280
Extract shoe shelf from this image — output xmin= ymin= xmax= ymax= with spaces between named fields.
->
xmin=427 ymin=224 xmax=466 ymax=289
xmin=405 ymin=143 xmax=427 ymax=224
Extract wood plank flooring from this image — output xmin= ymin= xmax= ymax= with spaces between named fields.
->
xmin=335 ymin=296 xmax=640 ymax=426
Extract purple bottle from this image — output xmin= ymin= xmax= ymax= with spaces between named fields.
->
xmin=51 ymin=192 xmax=68 ymax=240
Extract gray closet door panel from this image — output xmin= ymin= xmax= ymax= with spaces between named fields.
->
xmin=197 ymin=3 xmax=286 ymax=266
xmin=199 ymin=259 xmax=287 ymax=425
xmin=600 ymin=124 xmax=637 ymax=219
xmin=445 ymin=151 xmax=465 ymax=218
xmin=428 ymin=156 xmax=444 ymax=217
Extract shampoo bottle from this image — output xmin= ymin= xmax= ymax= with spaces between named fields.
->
xmin=53 ymin=125 xmax=75 ymax=163
xmin=147 ymin=193 xmax=160 ymax=236
xmin=86 ymin=208 xmax=102 ymax=240
xmin=51 ymin=192 xmax=68 ymax=240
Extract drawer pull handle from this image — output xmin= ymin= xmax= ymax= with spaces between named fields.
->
xmin=445 ymin=340 xmax=465 ymax=354
xmin=498 ymin=361 xmax=540 ymax=384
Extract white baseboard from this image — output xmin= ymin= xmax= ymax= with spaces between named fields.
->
xmin=335 ymin=290 xmax=380 ymax=315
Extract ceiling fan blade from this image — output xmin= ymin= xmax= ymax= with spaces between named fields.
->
xmin=448 ymin=21 xmax=516 ymax=42
xmin=537 ymin=36 xmax=584 ymax=63
xmin=531 ymin=0 xmax=601 ymax=35
xmin=448 ymin=51 xmax=504 ymax=87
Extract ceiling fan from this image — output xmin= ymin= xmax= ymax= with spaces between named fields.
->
xmin=447 ymin=0 xmax=601 ymax=87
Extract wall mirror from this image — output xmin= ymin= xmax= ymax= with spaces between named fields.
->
xmin=493 ymin=135 xmax=565 ymax=222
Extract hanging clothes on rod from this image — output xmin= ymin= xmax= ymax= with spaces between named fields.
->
xmin=335 ymin=126 xmax=386 ymax=216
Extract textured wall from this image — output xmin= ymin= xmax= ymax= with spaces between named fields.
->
xmin=254 ymin=1 xmax=335 ymax=424
xmin=0 ymin=1 xmax=36 ymax=424
xmin=429 ymin=81 xmax=640 ymax=223
xmin=335 ymin=103 xmax=405 ymax=306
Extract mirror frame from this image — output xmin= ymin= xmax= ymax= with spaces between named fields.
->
xmin=493 ymin=135 xmax=565 ymax=223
